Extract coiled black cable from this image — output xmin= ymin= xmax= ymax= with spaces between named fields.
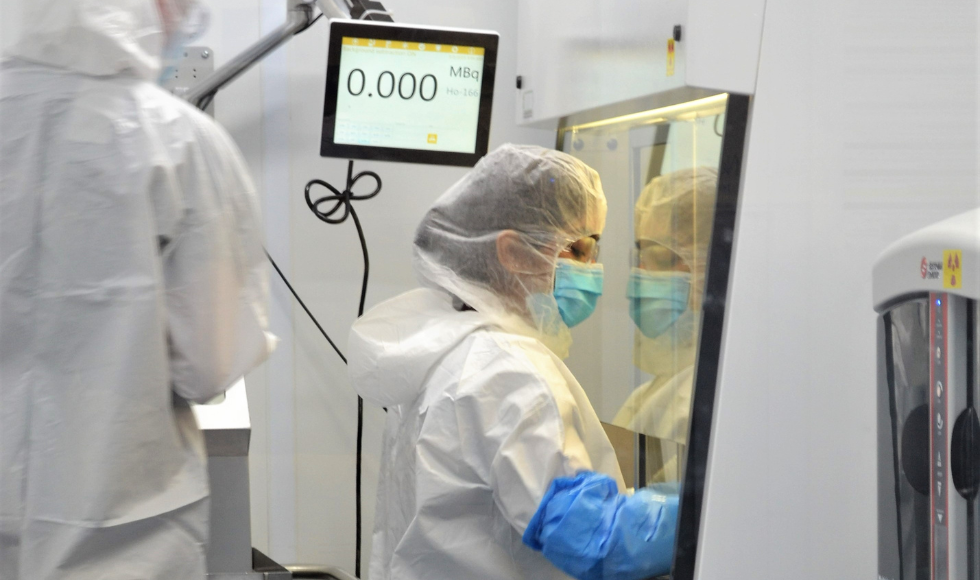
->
xmin=264 ymin=159 xmax=379 ymax=578
xmin=305 ymin=159 xmax=381 ymax=320
xmin=304 ymin=160 xmax=381 ymax=579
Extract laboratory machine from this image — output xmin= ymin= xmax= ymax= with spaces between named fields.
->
xmin=319 ymin=20 xmax=498 ymax=166
xmin=514 ymin=2 xmax=761 ymax=577
xmin=874 ymin=209 xmax=980 ymax=580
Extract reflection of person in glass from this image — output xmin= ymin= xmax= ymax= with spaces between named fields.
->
xmin=614 ymin=168 xmax=717 ymax=479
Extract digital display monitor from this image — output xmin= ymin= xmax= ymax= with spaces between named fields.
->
xmin=321 ymin=20 xmax=498 ymax=166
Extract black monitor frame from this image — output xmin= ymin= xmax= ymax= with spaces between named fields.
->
xmin=320 ymin=20 xmax=498 ymax=167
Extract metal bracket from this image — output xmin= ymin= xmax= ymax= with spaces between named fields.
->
xmin=184 ymin=0 xmax=394 ymax=110
xmin=185 ymin=0 xmax=316 ymax=108
xmin=349 ymin=0 xmax=394 ymax=21
xmin=162 ymin=46 xmax=216 ymax=116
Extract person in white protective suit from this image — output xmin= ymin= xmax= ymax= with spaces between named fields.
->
xmin=613 ymin=168 xmax=718 ymax=481
xmin=348 ymin=144 xmax=679 ymax=580
xmin=0 ymin=1 xmax=273 ymax=579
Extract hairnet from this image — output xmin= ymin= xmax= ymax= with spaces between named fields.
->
xmin=634 ymin=167 xmax=718 ymax=305
xmin=414 ymin=144 xmax=607 ymax=357
xmin=10 ymin=0 xmax=177 ymax=80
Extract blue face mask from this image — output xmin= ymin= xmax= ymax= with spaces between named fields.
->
xmin=627 ymin=268 xmax=691 ymax=339
xmin=553 ymin=258 xmax=604 ymax=328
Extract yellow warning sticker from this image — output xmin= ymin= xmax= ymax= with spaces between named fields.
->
xmin=667 ymin=39 xmax=675 ymax=77
xmin=944 ymin=250 xmax=962 ymax=289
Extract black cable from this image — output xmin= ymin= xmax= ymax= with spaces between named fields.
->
xmin=195 ymin=92 xmax=215 ymax=113
xmin=967 ymin=302 xmax=976 ymax=580
xmin=266 ymin=249 xmax=347 ymax=364
xmin=296 ymin=12 xmax=324 ymax=35
xmin=883 ymin=312 xmax=905 ymax=580
xmin=264 ymin=159 xmax=379 ymax=577
xmin=305 ymin=159 xmax=380 ymax=579
xmin=189 ymin=8 xmax=368 ymax=572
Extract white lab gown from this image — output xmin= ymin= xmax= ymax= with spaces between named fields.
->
xmin=348 ymin=288 xmax=625 ymax=580
xmin=613 ymin=312 xmax=699 ymax=481
xmin=0 ymin=2 xmax=272 ymax=579
xmin=614 ymin=310 xmax=699 ymax=440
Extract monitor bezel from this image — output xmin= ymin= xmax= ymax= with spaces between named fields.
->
xmin=320 ymin=20 xmax=498 ymax=167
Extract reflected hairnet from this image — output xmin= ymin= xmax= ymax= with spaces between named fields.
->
xmin=414 ymin=144 xmax=607 ymax=356
xmin=634 ymin=167 xmax=718 ymax=302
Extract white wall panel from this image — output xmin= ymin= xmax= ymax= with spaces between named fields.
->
xmin=516 ymin=0 xmax=688 ymax=127
xmin=686 ymin=0 xmax=766 ymax=94
xmin=514 ymin=0 xmax=767 ymax=127
xmin=698 ymin=1 xmax=979 ymax=578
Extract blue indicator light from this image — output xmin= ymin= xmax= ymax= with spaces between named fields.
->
xmin=936 ymin=299 xmax=942 ymax=306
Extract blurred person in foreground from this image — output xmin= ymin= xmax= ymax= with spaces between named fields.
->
xmin=0 ymin=1 xmax=273 ymax=578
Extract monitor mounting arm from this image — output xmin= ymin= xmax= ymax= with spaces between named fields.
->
xmin=185 ymin=0 xmax=392 ymax=109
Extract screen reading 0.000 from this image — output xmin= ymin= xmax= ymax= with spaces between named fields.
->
xmin=334 ymin=37 xmax=485 ymax=154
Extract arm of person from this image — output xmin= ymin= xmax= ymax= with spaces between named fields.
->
xmin=522 ymin=473 xmax=678 ymax=580
xmin=473 ymin=339 xmax=677 ymax=580
xmin=162 ymin=117 xmax=274 ymax=403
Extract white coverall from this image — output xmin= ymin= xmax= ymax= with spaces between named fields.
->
xmin=349 ymin=288 xmax=625 ymax=580
xmin=0 ymin=1 xmax=272 ymax=578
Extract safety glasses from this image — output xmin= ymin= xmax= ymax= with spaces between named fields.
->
xmin=563 ymin=236 xmax=601 ymax=263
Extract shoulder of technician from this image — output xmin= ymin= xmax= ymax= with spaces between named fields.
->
xmin=12 ymin=68 xmax=260 ymax=245
xmin=436 ymin=327 xmax=601 ymax=532
xmin=149 ymin=85 xmax=257 ymax=197
xmin=135 ymin=82 xmax=261 ymax=241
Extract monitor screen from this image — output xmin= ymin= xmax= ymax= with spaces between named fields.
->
xmin=321 ymin=21 xmax=498 ymax=166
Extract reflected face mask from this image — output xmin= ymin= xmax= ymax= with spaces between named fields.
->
xmin=627 ymin=268 xmax=691 ymax=339
xmin=553 ymin=258 xmax=604 ymax=328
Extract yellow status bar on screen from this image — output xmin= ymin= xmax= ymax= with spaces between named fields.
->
xmin=342 ymin=37 xmax=485 ymax=55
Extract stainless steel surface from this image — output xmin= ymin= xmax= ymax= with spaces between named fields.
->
xmin=194 ymin=381 xmax=251 ymax=456
xmin=193 ymin=381 xmax=255 ymax=576
xmin=317 ymin=0 xmax=352 ymax=19
xmin=356 ymin=9 xmax=392 ymax=20
xmin=185 ymin=0 xmax=314 ymax=107
xmin=286 ymin=565 xmax=357 ymax=580
xmin=252 ymin=549 xmax=294 ymax=580
xmin=206 ymin=573 xmax=279 ymax=579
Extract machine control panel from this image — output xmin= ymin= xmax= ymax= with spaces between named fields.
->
xmin=321 ymin=20 xmax=498 ymax=166
xmin=931 ymin=293 xmax=950 ymax=580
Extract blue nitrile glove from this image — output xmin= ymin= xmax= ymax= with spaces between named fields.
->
xmin=522 ymin=472 xmax=679 ymax=580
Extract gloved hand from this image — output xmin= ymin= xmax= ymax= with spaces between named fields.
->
xmin=522 ymin=472 xmax=679 ymax=580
